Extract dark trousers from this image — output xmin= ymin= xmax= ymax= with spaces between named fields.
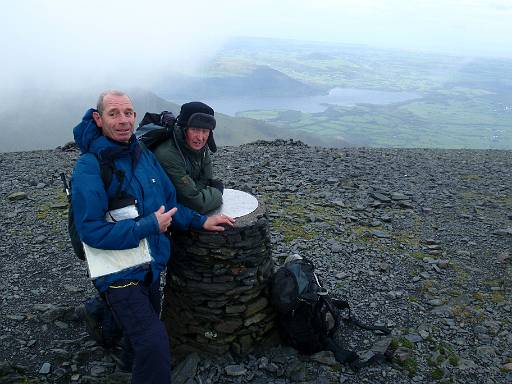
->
xmin=105 ymin=278 xmax=170 ymax=384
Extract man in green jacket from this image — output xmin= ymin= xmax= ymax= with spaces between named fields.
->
xmin=152 ymin=102 xmax=223 ymax=214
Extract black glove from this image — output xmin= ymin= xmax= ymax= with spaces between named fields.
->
xmin=209 ymin=179 xmax=224 ymax=194
xmin=160 ymin=111 xmax=176 ymax=128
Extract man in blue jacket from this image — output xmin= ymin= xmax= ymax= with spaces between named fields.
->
xmin=71 ymin=90 xmax=234 ymax=383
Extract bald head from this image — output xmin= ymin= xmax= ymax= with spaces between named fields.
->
xmin=96 ymin=90 xmax=132 ymax=115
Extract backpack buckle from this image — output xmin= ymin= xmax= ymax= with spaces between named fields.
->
xmin=313 ymin=272 xmax=328 ymax=295
xmin=317 ymin=287 xmax=328 ymax=296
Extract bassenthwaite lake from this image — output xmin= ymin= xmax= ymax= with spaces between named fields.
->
xmin=188 ymin=87 xmax=421 ymax=116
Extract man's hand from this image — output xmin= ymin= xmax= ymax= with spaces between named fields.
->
xmin=203 ymin=214 xmax=235 ymax=232
xmin=154 ymin=206 xmax=177 ymax=233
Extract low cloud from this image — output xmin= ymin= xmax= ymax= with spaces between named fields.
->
xmin=1 ymin=1 xmax=232 ymax=93
xmin=2 ymin=0 xmax=511 ymax=96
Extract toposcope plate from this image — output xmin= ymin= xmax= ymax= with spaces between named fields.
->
xmin=208 ymin=189 xmax=259 ymax=218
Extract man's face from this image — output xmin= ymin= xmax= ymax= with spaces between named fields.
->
xmin=185 ymin=127 xmax=210 ymax=150
xmin=93 ymin=94 xmax=136 ymax=143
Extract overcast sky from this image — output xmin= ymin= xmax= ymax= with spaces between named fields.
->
xmin=1 ymin=0 xmax=511 ymax=92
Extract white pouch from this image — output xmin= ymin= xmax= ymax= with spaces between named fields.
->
xmin=84 ymin=204 xmax=152 ymax=279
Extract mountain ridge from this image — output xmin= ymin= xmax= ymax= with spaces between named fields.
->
xmin=156 ymin=65 xmax=323 ymax=99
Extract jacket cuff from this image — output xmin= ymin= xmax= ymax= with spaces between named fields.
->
xmin=190 ymin=213 xmax=207 ymax=230
xmin=134 ymin=214 xmax=159 ymax=239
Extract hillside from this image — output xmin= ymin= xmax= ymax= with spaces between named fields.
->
xmin=156 ymin=65 xmax=323 ymax=99
xmin=0 ymin=88 xmax=177 ymax=152
xmin=1 ymin=142 xmax=511 ymax=383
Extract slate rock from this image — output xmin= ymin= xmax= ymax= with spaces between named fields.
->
xmin=371 ymin=230 xmax=389 ymax=238
xmin=172 ymin=353 xmax=201 ymax=384
xmin=310 ymin=350 xmax=337 ymax=365
xmin=371 ymin=338 xmax=393 ymax=354
xmin=225 ymin=364 xmax=247 ymax=376
xmin=7 ymin=192 xmax=28 ymax=201
xmin=371 ymin=192 xmax=391 ymax=202
xmin=494 ymin=227 xmax=512 ymax=236
xmin=39 ymin=362 xmax=51 ymax=375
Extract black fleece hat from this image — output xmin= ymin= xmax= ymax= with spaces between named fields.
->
xmin=177 ymin=101 xmax=217 ymax=152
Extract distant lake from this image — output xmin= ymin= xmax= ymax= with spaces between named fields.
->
xmin=191 ymin=87 xmax=421 ymax=116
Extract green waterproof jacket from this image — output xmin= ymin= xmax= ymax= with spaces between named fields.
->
xmin=153 ymin=126 xmax=222 ymax=214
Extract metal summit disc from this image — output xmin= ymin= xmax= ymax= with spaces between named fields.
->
xmin=207 ymin=188 xmax=258 ymax=218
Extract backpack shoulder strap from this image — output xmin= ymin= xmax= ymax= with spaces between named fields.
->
xmin=99 ymin=159 xmax=114 ymax=189
xmin=63 ymin=154 xmax=116 ymax=196
xmin=329 ymin=296 xmax=391 ymax=335
xmin=95 ymin=155 xmax=124 ymax=198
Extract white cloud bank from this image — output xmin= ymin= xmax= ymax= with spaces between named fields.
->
xmin=1 ymin=0 xmax=510 ymax=93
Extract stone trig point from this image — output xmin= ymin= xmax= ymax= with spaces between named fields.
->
xmin=162 ymin=189 xmax=275 ymax=358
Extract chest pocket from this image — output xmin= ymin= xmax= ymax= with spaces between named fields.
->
xmin=142 ymin=174 xmax=166 ymax=211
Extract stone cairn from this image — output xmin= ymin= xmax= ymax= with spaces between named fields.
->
xmin=162 ymin=201 xmax=276 ymax=359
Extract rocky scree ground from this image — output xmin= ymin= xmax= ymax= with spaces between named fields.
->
xmin=0 ymin=139 xmax=511 ymax=384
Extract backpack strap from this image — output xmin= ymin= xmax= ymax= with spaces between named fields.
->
xmin=60 ymin=172 xmax=70 ymax=201
xmin=97 ymin=156 xmax=124 ymax=198
xmin=321 ymin=335 xmax=358 ymax=364
xmin=330 ymin=297 xmax=391 ymax=335
xmin=345 ymin=316 xmax=391 ymax=335
xmin=60 ymin=154 xmax=119 ymax=198
xmin=98 ymin=158 xmax=114 ymax=190
xmin=321 ymin=330 xmax=392 ymax=371
xmin=315 ymin=296 xmax=340 ymax=337
xmin=319 ymin=295 xmax=392 ymax=369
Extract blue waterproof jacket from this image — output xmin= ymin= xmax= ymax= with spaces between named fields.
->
xmin=71 ymin=109 xmax=207 ymax=292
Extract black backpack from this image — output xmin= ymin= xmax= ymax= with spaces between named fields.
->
xmin=271 ymin=257 xmax=391 ymax=368
xmin=135 ymin=111 xmax=176 ymax=150
xmin=60 ymin=157 xmax=124 ymax=260
xmin=136 ymin=110 xmax=195 ymax=176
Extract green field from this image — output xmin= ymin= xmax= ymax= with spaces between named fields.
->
xmin=207 ymin=38 xmax=512 ymax=149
